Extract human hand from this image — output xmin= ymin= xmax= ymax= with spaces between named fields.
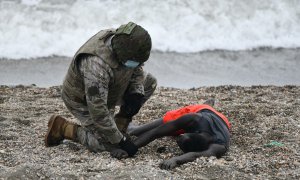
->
xmin=110 ymin=149 xmax=128 ymax=159
xmin=160 ymin=158 xmax=178 ymax=170
xmin=119 ymin=136 xmax=138 ymax=157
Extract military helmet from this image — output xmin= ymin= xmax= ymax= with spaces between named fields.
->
xmin=111 ymin=22 xmax=152 ymax=63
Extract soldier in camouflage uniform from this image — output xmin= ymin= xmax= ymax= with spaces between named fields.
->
xmin=45 ymin=22 xmax=157 ymax=157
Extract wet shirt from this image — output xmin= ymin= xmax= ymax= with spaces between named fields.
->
xmin=162 ymin=104 xmax=231 ymax=148
xmin=163 ymin=104 xmax=231 ymax=129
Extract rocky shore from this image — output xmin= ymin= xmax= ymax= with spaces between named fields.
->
xmin=0 ymin=85 xmax=299 ymax=179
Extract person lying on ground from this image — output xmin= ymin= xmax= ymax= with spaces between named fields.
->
xmin=111 ymin=99 xmax=231 ymax=169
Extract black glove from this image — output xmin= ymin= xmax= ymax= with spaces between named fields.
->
xmin=122 ymin=93 xmax=144 ymax=117
xmin=119 ymin=136 xmax=138 ymax=157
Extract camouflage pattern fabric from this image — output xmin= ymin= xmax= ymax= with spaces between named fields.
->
xmin=62 ymin=55 xmax=157 ymax=151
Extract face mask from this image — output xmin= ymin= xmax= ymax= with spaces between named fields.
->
xmin=123 ymin=60 xmax=140 ymax=68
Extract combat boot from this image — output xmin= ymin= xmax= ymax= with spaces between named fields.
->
xmin=45 ymin=115 xmax=78 ymax=147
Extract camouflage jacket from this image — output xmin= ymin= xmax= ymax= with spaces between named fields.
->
xmin=62 ymin=29 xmax=145 ymax=144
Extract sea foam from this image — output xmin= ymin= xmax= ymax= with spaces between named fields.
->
xmin=0 ymin=0 xmax=300 ymax=59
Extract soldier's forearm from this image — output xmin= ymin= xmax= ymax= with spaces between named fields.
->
xmin=127 ymin=66 xmax=145 ymax=95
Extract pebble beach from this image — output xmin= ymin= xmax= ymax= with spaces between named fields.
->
xmin=0 ymin=85 xmax=299 ymax=179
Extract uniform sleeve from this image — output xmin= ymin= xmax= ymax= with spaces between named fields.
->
xmin=126 ymin=65 xmax=145 ymax=95
xmin=79 ymin=55 xmax=123 ymax=144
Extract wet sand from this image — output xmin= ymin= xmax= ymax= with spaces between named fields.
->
xmin=1 ymin=48 xmax=300 ymax=88
xmin=0 ymin=85 xmax=299 ymax=179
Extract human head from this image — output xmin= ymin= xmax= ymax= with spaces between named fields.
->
xmin=111 ymin=22 xmax=152 ymax=64
xmin=176 ymin=132 xmax=213 ymax=153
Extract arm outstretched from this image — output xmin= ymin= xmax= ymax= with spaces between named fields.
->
xmin=160 ymin=143 xmax=227 ymax=170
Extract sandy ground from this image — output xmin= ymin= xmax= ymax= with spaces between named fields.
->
xmin=1 ymin=48 xmax=300 ymax=88
xmin=0 ymin=85 xmax=299 ymax=179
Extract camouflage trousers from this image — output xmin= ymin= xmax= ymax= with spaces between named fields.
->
xmin=63 ymin=73 xmax=157 ymax=152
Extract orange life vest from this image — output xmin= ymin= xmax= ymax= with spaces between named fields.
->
xmin=163 ymin=104 xmax=231 ymax=130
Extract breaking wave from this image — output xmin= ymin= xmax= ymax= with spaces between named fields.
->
xmin=1 ymin=0 xmax=300 ymax=59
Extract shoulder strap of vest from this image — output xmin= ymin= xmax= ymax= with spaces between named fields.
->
xmin=97 ymin=29 xmax=119 ymax=68
xmin=73 ymin=29 xmax=119 ymax=69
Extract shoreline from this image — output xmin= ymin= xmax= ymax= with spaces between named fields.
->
xmin=1 ymin=48 xmax=300 ymax=88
